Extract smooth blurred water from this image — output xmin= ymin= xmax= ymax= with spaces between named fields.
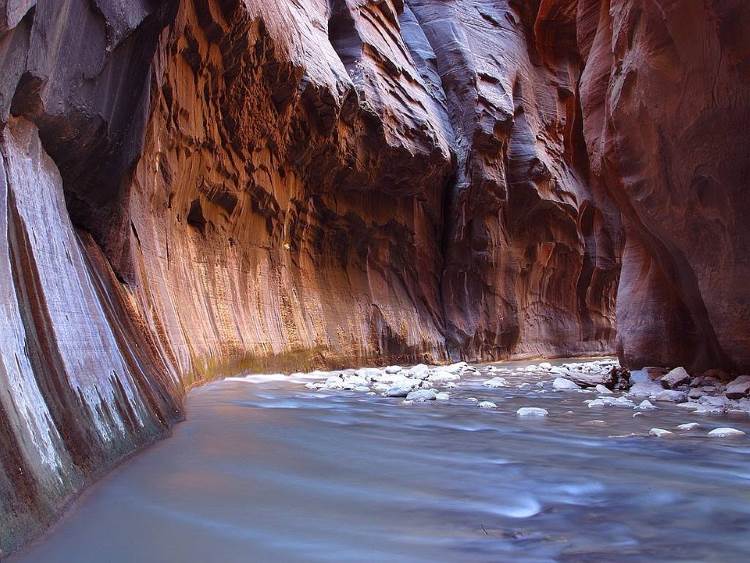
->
xmin=15 ymin=361 xmax=750 ymax=563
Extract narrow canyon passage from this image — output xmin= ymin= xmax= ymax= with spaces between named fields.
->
xmin=14 ymin=360 xmax=750 ymax=563
xmin=1 ymin=0 xmax=749 ymax=558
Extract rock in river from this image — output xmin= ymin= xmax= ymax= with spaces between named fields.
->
xmin=405 ymin=389 xmax=437 ymax=402
xmin=660 ymin=367 xmax=691 ymax=389
xmin=707 ymin=428 xmax=746 ymax=438
xmin=553 ymin=377 xmax=580 ymax=391
xmin=517 ymin=407 xmax=549 ymax=417
xmin=725 ymin=376 xmax=750 ymax=399
xmin=483 ymin=377 xmax=508 ymax=388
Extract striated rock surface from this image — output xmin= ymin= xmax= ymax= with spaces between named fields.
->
xmin=411 ymin=0 xmax=621 ymax=360
xmin=0 ymin=0 xmax=747 ymax=555
xmin=567 ymin=0 xmax=750 ymax=372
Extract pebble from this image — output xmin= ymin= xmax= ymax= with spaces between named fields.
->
xmin=517 ymin=407 xmax=548 ymax=417
xmin=707 ymin=427 xmax=746 ymax=438
xmin=649 ymin=428 xmax=673 ymax=438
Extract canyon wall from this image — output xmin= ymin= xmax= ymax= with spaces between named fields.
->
xmin=0 ymin=0 xmax=746 ymax=555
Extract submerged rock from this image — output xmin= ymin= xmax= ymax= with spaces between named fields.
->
xmin=677 ymin=423 xmax=700 ymax=431
xmin=649 ymin=428 xmax=673 ymax=438
xmin=707 ymin=428 xmax=746 ymax=438
xmin=516 ymin=407 xmax=548 ymax=417
xmin=587 ymin=397 xmax=635 ymax=409
xmin=478 ymin=401 xmax=497 ymax=409
xmin=483 ymin=377 xmax=508 ymax=388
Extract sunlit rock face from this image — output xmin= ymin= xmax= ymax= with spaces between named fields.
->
xmin=0 ymin=0 xmax=746 ymax=555
xmin=409 ymin=0 xmax=621 ymax=360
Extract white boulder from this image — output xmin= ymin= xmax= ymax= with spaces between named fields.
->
xmin=637 ymin=400 xmax=656 ymax=410
xmin=406 ymin=389 xmax=437 ymax=402
xmin=708 ymin=427 xmax=746 ymax=438
xmin=552 ymin=377 xmax=580 ymax=391
xmin=516 ymin=407 xmax=548 ymax=417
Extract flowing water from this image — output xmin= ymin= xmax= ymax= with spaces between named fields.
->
xmin=15 ymin=361 xmax=750 ymax=562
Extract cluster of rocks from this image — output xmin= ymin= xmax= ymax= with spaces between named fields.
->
xmin=546 ymin=362 xmax=750 ymax=438
xmin=549 ymin=362 xmax=750 ymax=417
xmin=289 ymin=359 xmax=750 ymax=438
xmin=299 ymin=361 xmax=559 ymax=410
xmin=301 ymin=362 xmax=476 ymax=402
xmin=627 ymin=367 xmax=750 ymax=417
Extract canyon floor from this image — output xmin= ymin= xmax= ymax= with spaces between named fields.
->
xmin=13 ymin=359 xmax=750 ymax=563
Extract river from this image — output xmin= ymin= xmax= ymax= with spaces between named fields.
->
xmin=15 ymin=360 xmax=750 ymax=562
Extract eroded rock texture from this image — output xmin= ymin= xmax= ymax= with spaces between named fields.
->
xmin=410 ymin=0 xmax=620 ymax=359
xmin=568 ymin=0 xmax=750 ymax=372
xmin=0 ymin=0 xmax=747 ymax=555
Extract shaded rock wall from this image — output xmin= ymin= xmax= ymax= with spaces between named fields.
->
xmin=568 ymin=0 xmax=750 ymax=372
xmin=0 ymin=0 xmax=746 ymax=555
